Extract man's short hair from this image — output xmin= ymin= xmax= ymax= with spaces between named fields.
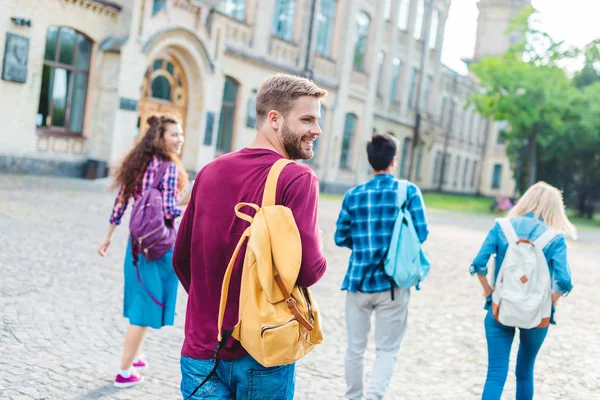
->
xmin=367 ymin=134 xmax=398 ymax=171
xmin=255 ymin=74 xmax=327 ymax=127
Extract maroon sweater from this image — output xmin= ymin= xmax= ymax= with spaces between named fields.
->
xmin=172 ymin=148 xmax=327 ymax=360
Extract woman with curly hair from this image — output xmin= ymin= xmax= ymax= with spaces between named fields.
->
xmin=98 ymin=115 xmax=189 ymax=388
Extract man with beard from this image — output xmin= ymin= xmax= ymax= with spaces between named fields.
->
xmin=173 ymin=73 xmax=328 ymax=399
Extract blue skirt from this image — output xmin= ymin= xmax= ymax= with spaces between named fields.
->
xmin=123 ymin=239 xmax=178 ymax=329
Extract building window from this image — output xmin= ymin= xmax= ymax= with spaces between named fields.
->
xmin=423 ymin=75 xmax=433 ymax=111
xmin=246 ymin=89 xmax=257 ymax=128
xmin=384 ymin=0 xmax=392 ymax=20
xmin=216 ymin=76 xmax=239 ymax=153
xmin=397 ymin=0 xmax=409 ymax=31
xmin=309 ymin=105 xmax=326 ymax=165
xmin=454 ymin=156 xmax=461 ymax=187
xmin=439 ymin=96 xmax=447 ymax=124
xmin=414 ymin=0 xmax=425 ymax=40
xmin=478 ymin=118 xmax=485 ymax=145
xmin=353 ymin=11 xmax=371 ymax=70
xmin=462 ymin=158 xmax=469 ymax=188
xmin=37 ymin=27 xmax=93 ymax=135
xmin=471 ymin=160 xmax=478 ymax=188
xmin=390 ymin=57 xmax=401 ymax=102
xmin=408 ymin=68 xmax=418 ymax=109
xmin=315 ymin=0 xmax=336 ymax=56
xmin=400 ymin=137 xmax=411 ymax=178
xmin=468 ymin=112 xmax=476 ymax=143
xmin=152 ymin=0 xmax=167 ymax=15
xmin=377 ymin=51 xmax=386 ymax=97
xmin=272 ymin=0 xmax=296 ymax=41
xmin=443 ymin=154 xmax=451 ymax=184
xmin=429 ymin=9 xmax=440 ymax=49
xmin=218 ymin=0 xmax=247 ymax=21
xmin=432 ymin=150 xmax=441 ymax=183
xmin=492 ymin=164 xmax=502 ymax=189
xmin=415 ymin=142 xmax=424 ymax=180
xmin=341 ymin=113 xmax=357 ymax=169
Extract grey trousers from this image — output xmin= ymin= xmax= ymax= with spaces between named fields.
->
xmin=344 ymin=287 xmax=410 ymax=400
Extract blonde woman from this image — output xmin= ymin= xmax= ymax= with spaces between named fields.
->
xmin=470 ymin=182 xmax=576 ymax=400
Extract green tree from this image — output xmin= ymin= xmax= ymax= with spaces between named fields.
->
xmin=468 ymin=6 xmax=591 ymax=193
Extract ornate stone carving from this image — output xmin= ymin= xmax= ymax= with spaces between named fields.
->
xmin=60 ymin=0 xmax=121 ymax=18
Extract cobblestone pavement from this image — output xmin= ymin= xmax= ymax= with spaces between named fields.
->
xmin=1 ymin=174 xmax=599 ymax=400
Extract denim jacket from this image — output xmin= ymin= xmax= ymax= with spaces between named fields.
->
xmin=470 ymin=212 xmax=573 ymax=323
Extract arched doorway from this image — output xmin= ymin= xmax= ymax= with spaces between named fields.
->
xmin=137 ymin=55 xmax=188 ymax=141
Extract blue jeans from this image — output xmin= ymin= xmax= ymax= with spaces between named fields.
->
xmin=483 ymin=312 xmax=548 ymax=400
xmin=180 ymin=355 xmax=295 ymax=399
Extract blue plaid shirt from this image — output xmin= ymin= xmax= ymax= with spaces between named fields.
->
xmin=334 ymin=174 xmax=429 ymax=293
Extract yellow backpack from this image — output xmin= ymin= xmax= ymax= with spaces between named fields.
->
xmin=217 ymin=158 xmax=323 ymax=367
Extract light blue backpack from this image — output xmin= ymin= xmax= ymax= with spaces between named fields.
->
xmin=383 ymin=180 xmax=430 ymax=291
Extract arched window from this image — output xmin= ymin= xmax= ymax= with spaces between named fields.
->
xmin=218 ymin=0 xmax=247 ymax=21
xmin=315 ymin=0 xmax=336 ymax=56
xmin=37 ymin=27 xmax=92 ymax=134
xmin=390 ymin=57 xmax=401 ymax=102
xmin=309 ymin=105 xmax=326 ymax=165
xmin=151 ymin=76 xmax=171 ymax=100
xmin=272 ymin=0 xmax=296 ymax=41
xmin=353 ymin=11 xmax=370 ymax=70
xmin=462 ymin=158 xmax=469 ymax=188
xmin=340 ymin=113 xmax=357 ymax=169
xmin=246 ymin=89 xmax=257 ymax=128
xmin=415 ymin=141 xmax=424 ymax=180
xmin=216 ymin=76 xmax=240 ymax=153
xmin=400 ymin=137 xmax=411 ymax=178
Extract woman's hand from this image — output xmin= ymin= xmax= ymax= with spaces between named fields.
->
xmin=98 ymin=237 xmax=112 ymax=257
xmin=551 ymin=291 xmax=562 ymax=306
xmin=98 ymin=224 xmax=117 ymax=257
xmin=477 ymin=273 xmax=494 ymax=298
xmin=483 ymin=285 xmax=494 ymax=298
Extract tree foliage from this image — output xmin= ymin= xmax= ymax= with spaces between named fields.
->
xmin=468 ymin=7 xmax=600 ymax=217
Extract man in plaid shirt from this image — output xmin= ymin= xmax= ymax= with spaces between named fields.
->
xmin=335 ymin=133 xmax=429 ymax=400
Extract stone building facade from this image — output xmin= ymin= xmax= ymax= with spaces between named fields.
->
xmin=0 ymin=0 xmax=518 ymax=196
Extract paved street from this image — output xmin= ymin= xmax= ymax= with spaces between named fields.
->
xmin=1 ymin=173 xmax=599 ymax=400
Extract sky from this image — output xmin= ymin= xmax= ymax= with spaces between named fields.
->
xmin=441 ymin=0 xmax=600 ymax=75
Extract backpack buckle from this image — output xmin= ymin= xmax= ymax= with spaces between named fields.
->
xmin=285 ymin=297 xmax=297 ymax=309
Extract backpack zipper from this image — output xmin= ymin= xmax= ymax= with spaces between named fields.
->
xmin=138 ymin=225 xmax=164 ymax=244
xmin=260 ymin=318 xmax=297 ymax=337
xmin=143 ymin=227 xmax=167 ymax=256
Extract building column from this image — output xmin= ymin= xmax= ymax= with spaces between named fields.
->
xmin=252 ymin=0 xmax=276 ymax=56
xmin=322 ymin=0 xmax=358 ymax=186
xmin=382 ymin=0 xmax=401 ymax=109
xmin=399 ymin=0 xmax=419 ymax=117
xmin=355 ymin=3 xmax=387 ymax=184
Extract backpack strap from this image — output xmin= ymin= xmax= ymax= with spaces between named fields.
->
xmin=497 ymin=218 xmax=518 ymax=244
xmin=261 ymin=159 xmax=294 ymax=207
xmin=396 ymin=180 xmax=409 ymax=208
xmin=189 ymin=204 xmax=258 ymax=400
xmin=534 ymin=228 xmax=558 ymax=250
xmin=151 ymin=160 xmax=171 ymax=190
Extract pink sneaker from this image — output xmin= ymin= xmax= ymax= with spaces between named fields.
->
xmin=114 ymin=371 xmax=144 ymax=388
xmin=133 ymin=358 xmax=148 ymax=372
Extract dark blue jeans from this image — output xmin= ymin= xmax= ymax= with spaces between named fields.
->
xmin=180 ymin=355 xmax=295 ymax=399
xmin=482 ymin=312 xmax=548 ymax=400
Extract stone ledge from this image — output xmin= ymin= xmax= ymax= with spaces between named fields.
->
xmin=0 ymin=155 xmax=87 ymax=178
xmin=61 ymin=0 xmax=122 ymax=18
